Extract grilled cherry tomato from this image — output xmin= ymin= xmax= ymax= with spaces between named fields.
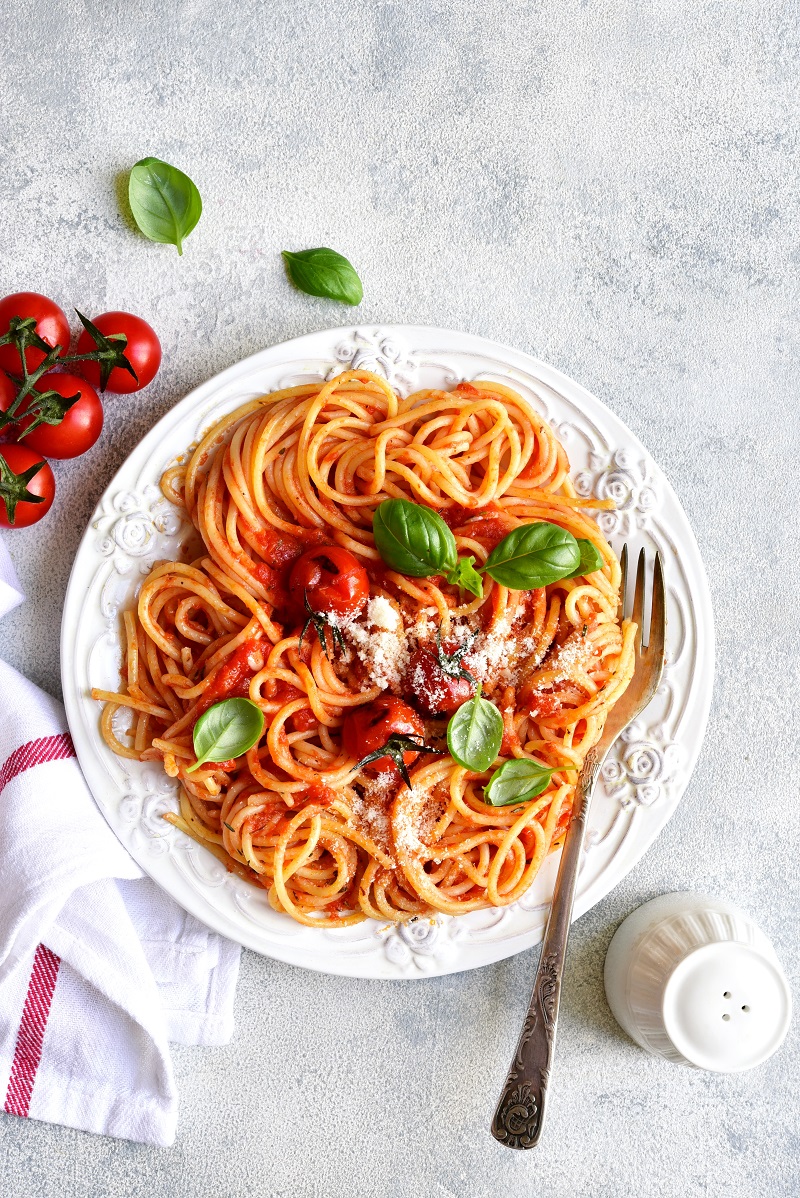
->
xmin=403 ymin=645 xmax=476 ymax=716
xmin=0 ymin=372 xmax=103 ymax=459
xmin=75 ymin=311 xmax=161 ymax=393
xmin=289 ymin=545 xmax=368 ymax=617
xmin=0 ymin=444 xmax=55 ymax=528
xmin=0 ymin=293 xmax=70 ymax=375
xmin=342 ymin=697 xmax=424 ymax=779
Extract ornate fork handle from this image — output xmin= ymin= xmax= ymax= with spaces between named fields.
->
xmin=491 ymin=749 xmax=601 ymax=1149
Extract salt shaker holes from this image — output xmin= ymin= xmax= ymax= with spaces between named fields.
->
xmin=603 ymin=892 xmax=792 ymax=1072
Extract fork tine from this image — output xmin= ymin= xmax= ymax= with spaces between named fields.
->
xmin=631 ymin=548 xmax=646 ymax=646
xmin=648 ymin=552 xmax=667 ymax=663
xmin=618 ymin=544 xmax=628 ymax=619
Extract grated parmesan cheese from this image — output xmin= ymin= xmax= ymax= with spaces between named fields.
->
xmin=367 ymin=595 xmax=400 ymax=631
xmin=333 ymin=599 xmax=409 ymax=690
xmin=392 ymin=787 xmax=426 ymax=854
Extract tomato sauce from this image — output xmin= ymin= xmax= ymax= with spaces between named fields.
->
xmin=242 ymin=805 xmax=285 ymax=835
xmin=440 ymin=502 xmax=511 ymax=551
xmin=245 ymin=523 xmax=331 ymax=609
xmin=299 ymin=781 xmax=337 ymax=807
xmin=519 ymin=827 xmax=538 ymax=856
xmin=525 ymin=686 xmax=567 ymax=718
xmin=364 ymin=557 xmax=392 ymax=588
xmin=202 ymin=638 xmax=264 ymax=709
xmin=289 ymin=706 xmax=318 ymax=732
xmin=440 ymin=500 xmax=500 ymax=528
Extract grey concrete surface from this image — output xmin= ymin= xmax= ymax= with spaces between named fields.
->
xmin=1 ymin=1 xmax=799 ymax=1195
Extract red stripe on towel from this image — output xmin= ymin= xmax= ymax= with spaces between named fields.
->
xmin=4 ymin=944 xmax=61 ymax=1117
xmin=0 ymin=734 xmax=75 ymax=798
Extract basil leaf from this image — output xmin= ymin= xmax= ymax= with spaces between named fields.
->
xmin=186 ymin=697 xmax=264 ymax=773
xmin=445 ymin=555 xmax=484 ymax=599
xmin=447 ymin=685 xmax=503 ymax=773
xmin=484 ymin=757 xmax=559 ymax=807
xmin=483 ymin=522 xmax=580 ymax=589
xmin=373 ymin=499 xmax=457 ymax=577
xmin=564 ymin=538 xmax=604 ymax=579
xmin=282 ymin=248 xmax=363 ymax=305
xmin=128 ymin=157 xmax=202 ymax=255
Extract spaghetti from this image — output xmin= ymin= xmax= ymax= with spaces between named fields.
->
xmin=93 ymin=370 xmax=635 ymax=927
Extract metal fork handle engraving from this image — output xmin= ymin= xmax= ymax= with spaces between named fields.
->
xmin=491 ymin=750 xmax=601 ymax=1149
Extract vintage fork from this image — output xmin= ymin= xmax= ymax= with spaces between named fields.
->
xmin=491 ymin=546 xmax=666 ymax=1150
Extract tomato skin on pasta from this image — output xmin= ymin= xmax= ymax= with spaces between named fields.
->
xmin=92 ymin=371 xmax=635 ymax=928
xmin=342 ymin=697 xmax=425 ymax=780
xmin=288 ymin=546 xmax=368 ymax=619
xmin=201 ymin=638 xmax=265 ymax=710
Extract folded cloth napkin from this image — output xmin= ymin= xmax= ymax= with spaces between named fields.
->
xmin=0 ymin=536 xmax=24 ymax=619
xmin=0 ymin=644 xmax=241 ymax=1144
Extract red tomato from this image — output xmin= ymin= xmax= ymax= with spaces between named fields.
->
xmin=289 ymin=546 xmax=369 ymax=618
xmin=0 ymin=444 xmax=55 ymax=528
xmin=342 ymin=697 xmax=424 ymax=780
xmin=75 ymin=311 xmax=161 ymax=393
xmin=0 ymin=372 xmax=103 ymax=460
xmin=0 ymin=293 xmax=70 ymax=376
xmin=403 ymin=644 xmax=476 ymax=716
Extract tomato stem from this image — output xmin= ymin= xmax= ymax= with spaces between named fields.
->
xmin=0 ymin=453 xmax=45 ymax=525
xmin=0 ymin=308 xmax=140 ymax=436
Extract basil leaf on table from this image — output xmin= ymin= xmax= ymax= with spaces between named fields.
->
xmin=564 ymin=538 xmax=604 ymax=579
xmin=373 ymin=499 xmax=457 ymax=577
xmin=128 ymin=157 xmax=203 ymax=255
xmin=483 ymin=757 xmax=564 ymax=807
xmin=186 ymin=697 xmax=264 ymax=773
xmin=282 ymin=248 xmax=363 ymax=305
xmin=482 ymin=522 xmax=581 ymax=589
xmin=447 ymin=685 xmax=503 ymax=772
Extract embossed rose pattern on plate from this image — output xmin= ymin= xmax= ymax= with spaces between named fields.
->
xmin=61 ymin=327 xmax=714 ymax=979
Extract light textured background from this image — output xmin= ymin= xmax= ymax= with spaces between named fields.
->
xmin=1 ymin=1 xmax=799 ymax=1195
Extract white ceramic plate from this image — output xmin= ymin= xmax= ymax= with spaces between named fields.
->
xmin=61 ymin=326 xmax=714 ymax=979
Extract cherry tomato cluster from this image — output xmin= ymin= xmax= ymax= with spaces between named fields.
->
xmin=0 ymin=292 xmax=162 ymax=528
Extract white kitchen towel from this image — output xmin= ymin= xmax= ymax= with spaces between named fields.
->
xmin=0 ymin=535 xmax=24 ymax=619
xmin=0 ymin=658 xmax=241 ymax=1146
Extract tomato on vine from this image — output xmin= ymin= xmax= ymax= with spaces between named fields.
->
xmin=0 ymin=372 xmax=103 ymax=460
xmin=0 ymin=375 xmax=16 ymax=440
xmin=75 ymin=311 xmax=161 ymax=393
xmin=0 ymin=444 xmax=55 ymax=528
xmin=0 ymin=293 xmax=70 ymax=375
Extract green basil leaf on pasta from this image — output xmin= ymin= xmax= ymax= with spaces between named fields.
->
xmin=186 ymin=697 xmax=264 ymax=773
xmin=445 ymin=554 xmax=484 ymax=598
xmin=128 ymin=157 xmax=202 ymax=255
xmin=482 ymin=521 xmax=580 ymax=589
xmin=447 ymin=685 xmax=503 ymax=773
xmin=281 ymin=247 xmax=363 ymax=305
xmin=564 ymin=538 xmax=604 ymax=579
xmin=483 ymin=757 xmax=559 ymax=807
xmin=373 ymin=498 xmax=458 ymax=577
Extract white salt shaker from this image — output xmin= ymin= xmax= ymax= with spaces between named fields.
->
xmin=604 ymin=892 xmax=792 ymax=1072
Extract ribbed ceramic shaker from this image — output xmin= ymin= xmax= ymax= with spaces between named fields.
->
xmin=604 ymin=892 xmax=792 ymax=1072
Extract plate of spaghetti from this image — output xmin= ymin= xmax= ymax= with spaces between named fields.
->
xmin=62 ymin=326 xmax=713 ymax=978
